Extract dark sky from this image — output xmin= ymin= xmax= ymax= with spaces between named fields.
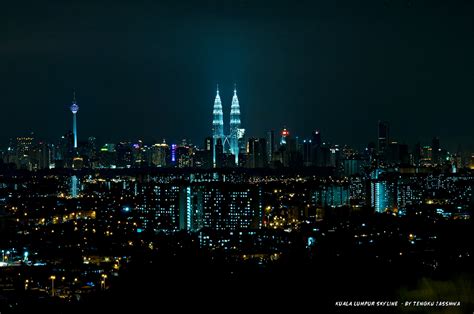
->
xmin=1 ymin=0 xmax=473 ymax=150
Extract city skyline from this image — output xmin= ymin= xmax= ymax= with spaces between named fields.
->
xmin=0 ymin=88 xmax=471 ymax=155
xmin=0 ymin=1 xmax=473 ymax=150
xmin=1 ymin=1 xmax=473 ymax=312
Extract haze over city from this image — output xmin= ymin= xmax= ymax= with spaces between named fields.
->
xmin=1 ymin=0 xmax=473 ymax=150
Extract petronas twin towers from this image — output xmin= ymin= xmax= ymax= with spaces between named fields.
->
xmin=212 ymin=85 xmax=244 ymax=167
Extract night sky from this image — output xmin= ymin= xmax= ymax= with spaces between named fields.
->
xmin=1 ymin=0 xmax=473 ymax=150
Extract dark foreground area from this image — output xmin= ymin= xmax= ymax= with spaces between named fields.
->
xmin=3 ymin=244 xmax=473 ymax=314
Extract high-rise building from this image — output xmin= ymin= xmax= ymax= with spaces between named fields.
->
xmin=385 ymin=142 xmax=409 ymax=165
xmin=70 ymin=92 xmax=79 ymax=150
xmin=116 ymin=142 xmax=133 ymax=168
xmin=170 ymin=144 xmax=177 ymax=165
xmin=32 ymin=141 xmax=51 ymax=170
xmin=214 ymin=138 xmax=224 ymax=168
xmin=150 ymin=143 xmax=169 ymax=167
xmin=15 ymin=135 xmax=34 ymax=156
xmin=185 ymin=183 xmax=262 ymax=231
xmin=192 ymin=138 xmax=213 ymax=169
xmin=211 ymin=84 xmax=244 ymax=167
xmin=177 ymin=145 xmax=193 ymax=168
xmin=421 ymin=145 xmax=433 ymax=165
xmin=55 ymin=131 xmax=74 ymax=168
xmin=310 ymin=130 xmax=322 ymax=166
xmin=179 ymin=186 xmax=193 ymax=231
xmin=314 ymin=143 xmax=331 ymax=167
xmin=85 ymin=136 xmax=98 ymax=168
xmin=266 ymin=130 xmax=275 ymax=164
xmin=247 ymin=138 xmax=267 ymax=168
xmin=131 ymin=141 xmax=146 ymax=167
xmin=280 ymin=128 xmax=289 ymax=146
xmin=131 ymin=184 xmax=183 ymax=232
xmin=312 ymin=130 xmax=321 ymax=147
xmin=371 ymin=179 xmax=396 ymax=213
xmin=71 ymin=175 xmax=79 ymax=198
xmin=432 ymin=137 xmax=440 ymax=165
xmin=377 ymin=120 xmax=389 ymax=154
xmin=11 ymin=135 xmax=35 ymax=170
xmin=302 ymin=140 xmax=312 ymax=166
xmin=343 ymin=158 xmax=364 ymax=176
xmin=98 ymin=143 xmax=117 ymax=168
xmin=212 ymin=85 xmax=224 ymax=167
xmin=413 ymin=142 xmax=422 ymax=166
xmin=311 ymin=185 xmax=350 ymax=208
xmin=205 ymin=137 xmax=213 ymax=152
xmin=229 ymin=86 xmax=241 ymax=165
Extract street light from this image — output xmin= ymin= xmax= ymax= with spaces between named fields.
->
xmin=101 ymin=274 xmax=107 ymax=290
xmin=49 ymin=276 xmax=56 ymax=296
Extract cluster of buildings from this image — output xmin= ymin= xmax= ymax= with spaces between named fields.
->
xmin=3 ymin=128 xmax=473 ymax=174
xmin=1 ymin=169 xmax=472 ymax=239
xmin=1 ymin=88 xmax=473 ymax=173
xmin=0 ymin=87 xmax=472 ymax=309
xmin=0 ymin=87 xmax=473 ymax=235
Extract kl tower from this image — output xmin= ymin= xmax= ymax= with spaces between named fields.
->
xmin=70 ymin=91 xmax=79 ymax=149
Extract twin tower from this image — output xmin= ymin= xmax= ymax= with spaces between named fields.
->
xmin=212 ymin=85 xmax=244 ymax=167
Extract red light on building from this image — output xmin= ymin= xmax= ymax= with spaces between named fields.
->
xmin=281 ymin=128 xmax=289 ymax=136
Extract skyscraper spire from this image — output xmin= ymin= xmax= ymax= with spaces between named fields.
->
xmin=212 ymin=84 xmax=224 ymax=167
xmin=229 ymin=84 xmax=241 ymax=165
xmin=211 ymin=84 xmax=244 ymax=167
xmin=70 ymin=91 xmax=80 ymax=149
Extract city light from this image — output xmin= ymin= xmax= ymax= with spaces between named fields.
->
xmin=0 ymin=4 xmax=471 ymax=311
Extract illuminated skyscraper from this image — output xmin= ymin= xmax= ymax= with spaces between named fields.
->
xmin=229 ymin=85 xmax=241 ymax=165
xmin=70 ymin=92 xmax=79 ymax=149
xmin=71 ymin=175 xmax=78 ymax=198
xmin=371 ymin=180 xmax=396 ymax=213
xmin=211 ymin=84 xmax=244 ymax=167
xmin=280 ymin=127 xmax=289 ymax=146
xmin=212 ymin=85 xmax=224 ymax=167
xmin=150 ymin=143 xmax=169 ymax=167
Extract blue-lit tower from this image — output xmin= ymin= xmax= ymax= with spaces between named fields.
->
xmin=229 ymin=85 xmax=241 ymax=165
xmin=212 ymin=85 xmax=224 ymax=167
xmin=71 ymin=175 xmax=78 ymax=198
xmin=70 ymin=91 xmax=79 ymax=149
